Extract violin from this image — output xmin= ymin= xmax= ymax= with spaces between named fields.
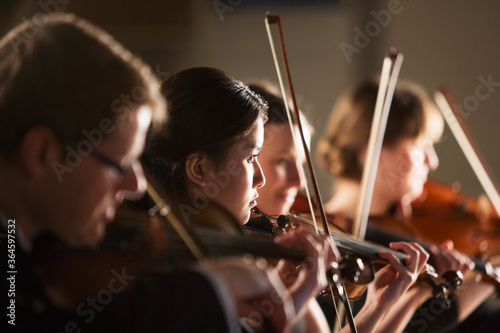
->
xmin=42 ymin=196 xmax=413 ymax=313
xmin=35 ymin=204 xmax=309 ymax=311
xmin=290 ymin=183 xmax=500 ymax=290
xmin=409 ymin=179 xmax=500 ymax=258
xmin=245 ymin=207 xmax=462 ymax=304
xmin=366 ymin=179 xmax=500 ymax=289
xmin=420 ymin=87 xmax=500 ymax=258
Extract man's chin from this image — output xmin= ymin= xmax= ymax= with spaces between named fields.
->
xmin=77 ymin=223 xmax=107 ymax=247
xmin=93 ymin=223 xmax=107 ymax=244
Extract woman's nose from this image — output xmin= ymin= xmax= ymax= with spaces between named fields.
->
xmin=254 ymin=159 xmax=266 ymax=188
xmin=288 ymin=162 xmax=305 ymax=189
xmin=425 ymin=144 xmax=439 ymax=171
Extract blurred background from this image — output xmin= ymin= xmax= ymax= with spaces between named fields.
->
xmin=2 ymin=0 xmax=500 ymax=200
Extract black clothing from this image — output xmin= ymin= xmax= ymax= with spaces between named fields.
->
xmin=1 ymin=220 xmax=238 ymax=333
xmin=458 ymin=296 xmax=500 ymax=333
xmin=403 ymin=297 xmax=459 ymax=333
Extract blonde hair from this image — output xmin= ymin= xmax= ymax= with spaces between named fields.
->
xmin=317 ymin=78 xmax=440 ymax=180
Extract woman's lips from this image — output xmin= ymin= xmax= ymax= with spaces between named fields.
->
xmin=250 ymin=195 xmax=259 ymax=207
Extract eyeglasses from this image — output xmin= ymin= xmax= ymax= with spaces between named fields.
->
xmin=91 ymin=150 xmax=135 ymax=180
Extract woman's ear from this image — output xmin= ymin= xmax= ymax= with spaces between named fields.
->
xmin=185 ymin=152 xmax=213 ymax=187
xmin=20 ymin=127 xmax=61 ymax=179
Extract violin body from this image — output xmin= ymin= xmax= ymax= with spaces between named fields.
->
xmin=247 ymin=206 xmax=463 ymax=302
xmin=319 ymin=179 xmax=500 ymax=288
xmin=245 ymin=212 xmax=375 ymax=301
xmin=36 ymin=205 xmax=310 ymax=311
xmin=364 ymin=180 xmax=500 ymax=259
xmin=32 ymin=224 xmax=235 ymax=332
xmin=409 ymin=180 xmax=500 ymax=258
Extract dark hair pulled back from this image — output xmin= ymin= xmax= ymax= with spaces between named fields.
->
xmin=142 ymin=67 xmax=268 ymax=201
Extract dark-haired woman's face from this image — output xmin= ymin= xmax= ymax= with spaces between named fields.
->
xmin=204 ymin=118 xmax=266 ymax=224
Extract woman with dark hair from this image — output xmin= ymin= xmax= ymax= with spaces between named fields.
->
xmin=317 ymin=78 xmax=496 ymax=332
xmin=140 ymin=67 xmax=339 ymax=332
xmin=143 ymin=67 xmax=268 ymax=223
xmin=139 ymin=68 xmax=430 ymax=332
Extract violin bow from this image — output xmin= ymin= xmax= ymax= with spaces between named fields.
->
xmin=341 ymin=49 xmax=403 ymax=333
xmin=145 ymin=177 xmax=208 ymax=262
xmin=434 ymin=86 xmax=500 ymax=217
xmin=352 ymin=50 xmax=404 ymax=240
xmin=265 ymin=14 xmax=329 ymax=236
xmin=265 ymin=13 xmax=357 ymax=333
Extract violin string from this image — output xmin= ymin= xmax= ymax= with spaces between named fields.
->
xmin=290 ymin=213 xmax=347 ymax=233
xmin=331 ymin=291 xmax=344 ymax=333
xmin=268 ymin=212 xmax=408 ymax=261
xmin=288 ymin=213 xmax=403 ymax=256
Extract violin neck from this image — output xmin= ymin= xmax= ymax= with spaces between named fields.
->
xmin=327 ymin=230 xmax=407 ymax=262
xmin=198 ymin=227 xmax=305 ymax=262
xmin=364 ymin=222 xmax=495 ymax=277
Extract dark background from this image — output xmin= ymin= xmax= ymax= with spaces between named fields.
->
xmin=2 ymin=0 xmax=500 ymax=201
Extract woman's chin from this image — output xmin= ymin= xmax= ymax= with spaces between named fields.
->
xmin=241 ymin=210 xmax=252 ymax=225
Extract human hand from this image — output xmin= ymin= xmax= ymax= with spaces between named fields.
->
xmin=274 ymin=228 xmax=340 ymax=313
xmin=204 ymin=257 xmax=295 ymax=332
xmin=345 ymin=242 xmax=429 ymax=333
xmin=429 ymin=239 xmax=473 ymax=276
xmin=369 ymin=242 xmax=429 ymax=306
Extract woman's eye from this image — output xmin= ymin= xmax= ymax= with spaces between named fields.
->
xmin=410 ymin=148 xmax=425 ymax=165
xmin=247 ymin=154 xmax=258 ymax=163
xmin=277 ymin=158 xmax=290 ymax=166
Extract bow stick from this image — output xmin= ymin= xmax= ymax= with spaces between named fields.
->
xmin=336 ymin=49 xmax=403 ymax=333
xmin=434 ymin=86 xmax=500 ymax=217
xmin=265 ymin=13 xmax=357 ymax=333
xmin=352 ymin=50 xmax=404 ymax=240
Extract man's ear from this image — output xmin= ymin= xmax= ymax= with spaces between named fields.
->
xmin=185 ymin=152 xmax=213 ymax=187
xmin=20 ymin=127 xmax=61 ymax=179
